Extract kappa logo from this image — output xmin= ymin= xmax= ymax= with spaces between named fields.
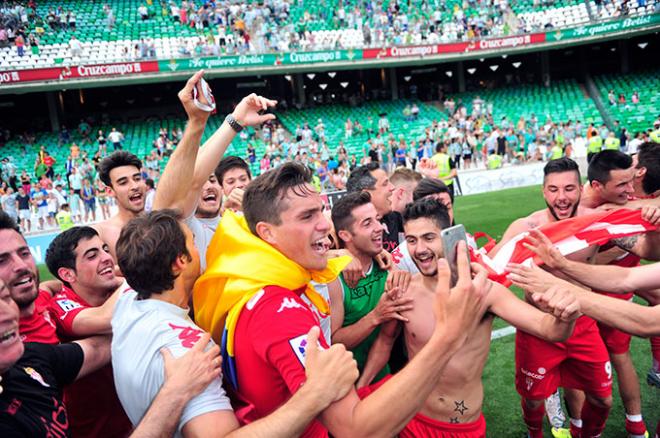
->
xmin=277 ymin=297 xmax=304 ymax=313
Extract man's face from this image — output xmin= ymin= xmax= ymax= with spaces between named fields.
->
xmin=261 ymin=184 xmax=331 ymax=271
xmin=0 ymin=279 xmax=23 ymax=373
xmin=366 ymin=169 xmax=394 ymax=216
xmin=0 ymin=230 xmax=39 ymax=309
xmin=108 ymin=165 xmax=146 ymax=214
xmin=405 ymin=217 xmax=444 ymax=277
xmin=543 ymin=171 xmax=582 ymax=221
xmin=220 ymin=167 xmax=251 ymax=197
xmin=62 ymin=236 xmax=121 ymax=296
xmin=593 ymin=167 xmax=635 ymax=205
xmin=196 ymin=175 xmax=222 ymax=218
xmin=340 ymin=203 xmax=384 ymax=258
xmin=180 ymin=223 xmax=201 ymax=291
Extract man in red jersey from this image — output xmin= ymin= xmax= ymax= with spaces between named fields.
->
xmin=0 ymin=212 xmax=58 ymax=344
xmin=45 ymin=226 xmax=132 ymax=438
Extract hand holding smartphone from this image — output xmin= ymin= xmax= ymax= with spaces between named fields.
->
xmin=440 ymin=224 xmax=471 ymax=287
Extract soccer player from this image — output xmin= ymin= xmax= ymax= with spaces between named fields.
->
xmin=573 ymin=150 xmax=649 ymax=437
xmin=0 ymin=279 xmax=112 ymax=436
xmin=195 ymin=162 xmax=492 ymax=437
xmin=492 ymin=157 xmax=660 ymax=438
xmin=329 ymin=192 xmax=414 ymax=381
xmin=0 ymin=212 xmax=58 ymax=344
xmin=45 ymin=227 xmax=132 ymax=437
xmin=356 ymin=198 xmax=579 ymax=436
xmin=113 ymin=209 xmax=360 ymax=437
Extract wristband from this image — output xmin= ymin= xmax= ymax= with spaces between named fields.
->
xmin=225 ymin=114 xmax=244 ymax=133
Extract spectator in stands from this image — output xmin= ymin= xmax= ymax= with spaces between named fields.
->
xmin=1 ymin=187 xmax=18 ymax=223
xmin=608 ymin=89 xmax=616 ymax=106
xmin=14 ymin=33 xmax=23 ymax=57
xmin=0 ymin=27 xmax=8 ymax=48
xmin=108 ymin=127 xmax=124 ymax=151
xmin=138 ymin=4 xmax=149 ymax=20
xmin=103 ymin=4 xmax=114 ymax=30
xmin=68 ymin=9 xmax=76 ymax=29
xmin=69 ymin=35 xmax=82 ymax=58
xmin=632 ymin=91 xmax=640 ymax=104
xmin=80 ymin=179 xmax=96 ymax=223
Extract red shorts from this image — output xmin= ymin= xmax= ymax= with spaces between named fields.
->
xmin=515 ymin=315 xmax=612 ymax=400
xmin=358 ymin=375 xmax=487 ymax=437
xmin=596 ymin=292 xmax=634 ymax=355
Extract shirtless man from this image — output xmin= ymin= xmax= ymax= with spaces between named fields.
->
xmin=357 ymin=198 xmax=579 ymax=437
xmin=491 ymin=157 xmax=660 ymax=438
xmin=96 ymin=151 xmax=147 ymax=259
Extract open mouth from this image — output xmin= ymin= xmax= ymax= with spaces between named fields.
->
xmin=129 ymin=192 xmax=143 ymax=204
xmin=311 ymin=238 xmax=329 ymax=255
xmin=98 ymin=266 xmax=114 ymax=278
xmin=0 ymin=327 xmax=18 ymax=345
xmin=12 ymin=275 xmax=34 ymax=288
xmin=415 ymin=253 xmax=435 ymax=269
xmin=202 ymin=193 xmax=218 ymax=203
xmin=554 ymin=204 xmax=572 ymax=216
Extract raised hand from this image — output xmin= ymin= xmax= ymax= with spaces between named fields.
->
xmin=231 ymin=93 xmax=278 ymax=127
xmin=506 ymin=261 xmax=558 ymax=294
xmin=522 ymin=229 xmax=567 ymax=270
xmin=177 ymin=70 xmax=212 ymax=123
xmin=432 ymin=241 xmax=489 ymax=348
xmin=371 ymin=287 xmax=414 ymax=324
xmin=386 ymin=269 xmax=411 ymax=296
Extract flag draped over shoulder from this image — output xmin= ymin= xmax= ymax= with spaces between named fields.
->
xmin=471 ymin=209 xmax=657 ymax=286
xmin=193 ymin=211 xmax=351 ymax=389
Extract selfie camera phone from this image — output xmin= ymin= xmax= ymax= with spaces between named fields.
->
xmin=440 ymin=224 xmax=470 ymax=287
xmin=193 ymin=77 xmax=216 ymax=113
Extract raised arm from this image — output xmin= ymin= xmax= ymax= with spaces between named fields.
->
xmin=68 ymin=286 xmax=124 ymax=336
xmin=611 ymin=206 xmax=660 ymax=261
xmin=73 ymin=334 xmax=112 ymax=379
xmin=152 ymin=71 xmax=211 ymax=215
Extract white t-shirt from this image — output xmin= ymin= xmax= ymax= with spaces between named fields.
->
xmin=111 ymin=291 xmax=232 ymax=436
xmin=304 ymin=281 xmax=332 ymax=343
xmin=185 ymin=214 xmax=221 ymax=272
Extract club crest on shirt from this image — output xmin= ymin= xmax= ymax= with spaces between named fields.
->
xmin=56 ymin=299 xmax=82 ymax=313
xmin=288 ymin=334 xmax=308 ymax=367
xmin=24 ymin=367 xmax=50 ymax=387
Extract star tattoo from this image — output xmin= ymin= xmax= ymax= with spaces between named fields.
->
xmin=454 ymin=400 xmax=468 ymax=415
xmin=450 ymin=417 xmax=460 ymax=424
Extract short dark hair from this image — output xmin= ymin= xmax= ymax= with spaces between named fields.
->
xmin=587 ymin=150 xmax=632 ymax=184
xmin=543 ymin=157 xmax=581 ymax=183
xmin=403 ymin=198 xmax=451 ymax=230
xmin=413 ymin=178 xmax=450 ymax=201
xmin=116 ymin=209 xmax=191 ymax=299
xmin=637 ymin=142 xmax=660 ymax=194
xmin=45 ymin=226 xmax=98 ymax=287
xmin=145 ymin=178 xmax=155 ymax=189
xmin=98 ymin=151 xmax=143 ymax=187
xmin=243 ymin=162 xmax=315 ymax=235
xmin=0 ymin=211 xmax=21 ymax=234
xmin=346 ymin=163 xmax=379 ymax=192
xmin=215 ymin=156 xmax=252 ymax=185
xmin=331 ymin=192 xmax=372 ymax=247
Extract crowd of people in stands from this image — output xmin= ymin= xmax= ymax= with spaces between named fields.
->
xmin=1 ymin=72 xmax=660 ymax=438
xmin=4 ymin=0 xmax=651 ymax=63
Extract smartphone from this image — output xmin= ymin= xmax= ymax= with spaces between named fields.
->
xmin=193 ymin=77 xmax=216 ymax=112
xmin=441 ymin=224 xmax=470 ymax=287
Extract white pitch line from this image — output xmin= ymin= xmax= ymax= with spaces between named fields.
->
xmin=491 ymin=326 xmax=516 ymax=340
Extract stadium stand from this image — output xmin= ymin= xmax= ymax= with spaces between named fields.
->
xmin=450 ymin=79 xmax=604 ymax=127
xmin=1 ymin=0 xmax=656 ymax=70
xmin=594 ymin=70 xmax=660 ymax=133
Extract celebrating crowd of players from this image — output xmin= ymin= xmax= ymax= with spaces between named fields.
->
xmin=1 ymin=72 xmax=660 ymax=438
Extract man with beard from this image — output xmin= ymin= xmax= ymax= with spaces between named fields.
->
xmin=0 ymin=212 xmax=58 ymax=344
xmin=154 ymin=71 xmax=276 ymax=271
xmin=44 ymin=226 xmax=132 ymax=438
xmin=356 ymin=198 xmax=579 ymax=437
xmin=491 ymin=157 xmax=660 ymax=438
xmin=329 ymin=192 xmax=414 ymax=382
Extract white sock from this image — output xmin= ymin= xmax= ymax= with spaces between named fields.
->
xmin=570 ymin=418 xmax=583 ymax=428
xmin=626 ymin=414 xmax=643 ymax=423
